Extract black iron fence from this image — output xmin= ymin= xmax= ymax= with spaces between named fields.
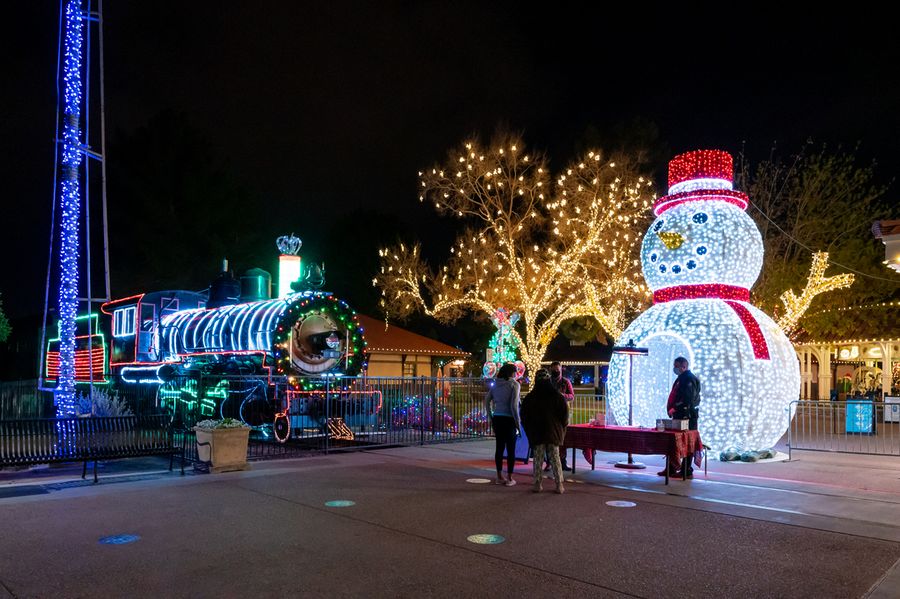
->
xmin=788 ymin=400 xmax=900 ymax=458
xmin=0 ymin=380 xmax=54 ymax=419
xmin=0 ymin=375 xmax=493 ymax=462
xmin=0 ymin=375 xmax=609 ymax=463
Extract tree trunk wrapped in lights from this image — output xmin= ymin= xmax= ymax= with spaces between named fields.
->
xmin=373 ymin=134 xmax=654 ymax=375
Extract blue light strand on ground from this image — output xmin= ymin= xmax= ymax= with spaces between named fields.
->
xmin=99 ymin=534 xmax=140 ymax=545
xmin=54 ymin=0 xmax=86 ymax=415
xmin=466 ymin=534 xmax=505 ymax=545
xmin=325 ymin=500 xmax=356 ymax=507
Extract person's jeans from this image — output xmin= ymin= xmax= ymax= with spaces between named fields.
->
xmin=492 ymin=415 xmax=517 ymax=475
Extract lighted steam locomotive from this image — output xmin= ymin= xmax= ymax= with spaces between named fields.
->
xmin=45 ymin=236 xmax=369 ymax=430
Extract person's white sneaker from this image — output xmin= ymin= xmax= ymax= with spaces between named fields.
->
xmin=504 ymin=478 xmax=517 ymax=487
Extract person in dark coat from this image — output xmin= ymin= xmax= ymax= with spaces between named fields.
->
xmin=657 ymin=356 xmax=701 ymax=478
xmin=521 ymin=369 xmax=569 ymax=494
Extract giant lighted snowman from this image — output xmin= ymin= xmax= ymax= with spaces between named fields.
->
xmin=607 ymin=150 xmax=800 ymax=453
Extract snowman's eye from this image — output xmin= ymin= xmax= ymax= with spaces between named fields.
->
xmin=686 ymin=260 xmax=697 ymax=270
xmin=696 ymin=246 xmax=707 ymax=255
xmin=653 ymin=220 xmax=664 ymax=232
xmin=671 ymin=264 xmax=682 ymax=274
xmin=659 ymin=264 xmax=666 ymax=273
xmin=650 ymin=253 xmax=658 ymax=262
xmin=692 ymin=212 xmax=708 ymax=224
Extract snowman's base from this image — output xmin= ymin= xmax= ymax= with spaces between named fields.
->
xmin=717 ymin=450 xmax=789 ymax=464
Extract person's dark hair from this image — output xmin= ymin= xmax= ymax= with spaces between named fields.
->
xmin=497 ymin=363 xmax=517 ymax=380
xmin=550 ymin=361 xmax=561 ymax=368
xmin=674 ymin=357 xmax=689 ymax=369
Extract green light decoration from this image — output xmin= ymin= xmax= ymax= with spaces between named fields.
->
xmin=158 ymin=379 xmax=229 ymax=417
xmin=482 ymin=307 xmax=525 ymax=379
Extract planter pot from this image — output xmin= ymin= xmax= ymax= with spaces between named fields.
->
xmin=193 ymin=426 xmax=250 ymax=473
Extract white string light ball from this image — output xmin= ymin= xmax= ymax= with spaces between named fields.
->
xmin=608 ymin=150 xmax=800 ymax=453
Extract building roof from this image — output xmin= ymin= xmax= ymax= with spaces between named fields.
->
xmin=357 ymin=314 xmax=470 ymax=357
xmin=541 ymin=336 xmax=612 ymax=365
xmin=793 ymin=301 xmax=900 ymax=345
xmin=872 ymin=219 xmax=900 ymax=238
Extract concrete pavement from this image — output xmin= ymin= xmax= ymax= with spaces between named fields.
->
xmin=1 ymin=441 xmax=899 ymax=598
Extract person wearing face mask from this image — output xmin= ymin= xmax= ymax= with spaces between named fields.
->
xmin=657 ymin=356 xmax=701 ymax=478
xmin=547 ymin=361 xmax=575 ymax=471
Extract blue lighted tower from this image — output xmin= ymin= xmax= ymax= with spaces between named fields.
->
xmin=54 ymin=0 xmax=87 ymax=414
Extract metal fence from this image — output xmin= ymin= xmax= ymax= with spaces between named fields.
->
xmin=788 ymin=400 xmax=900 ymax=458
xmin=0 ymin=380 xmax=54 ymax=420
xmin=0 ymin=375 xmax=609 ymax=463
xmin=571 ymin=392 xmax=609 ymax=425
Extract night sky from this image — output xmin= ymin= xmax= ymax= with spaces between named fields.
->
xmin=2 ymin=2 xmax=898 ymax=321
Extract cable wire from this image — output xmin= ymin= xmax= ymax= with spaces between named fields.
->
xmin=746 ymin=198 xmax=900 ymax=284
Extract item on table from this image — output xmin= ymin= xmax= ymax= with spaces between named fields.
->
xmin=656 ymin=418 xmax=689 ymax=431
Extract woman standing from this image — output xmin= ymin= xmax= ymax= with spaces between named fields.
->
xmin=521 ymin=369 xmax=569 ymax=494
xmin=486 ymin=363 xmax=521 ymax=486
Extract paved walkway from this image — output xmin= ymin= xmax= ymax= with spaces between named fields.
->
xmin=1 ymin=442 xmax=899 ymax=598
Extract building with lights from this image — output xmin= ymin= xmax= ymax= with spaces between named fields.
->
xmin=793 ymin=302 xmax=900 ymax=399
xmin=355 ymin=315 xmax=469 ymax=378
xmin=873 ymin=220 xmax=900 ymax=273
xmin=541 ymin=336 xmax=610 ymax=389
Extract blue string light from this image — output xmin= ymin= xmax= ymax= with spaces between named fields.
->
xmin=55 ymin=0 xmax=86 ymax=415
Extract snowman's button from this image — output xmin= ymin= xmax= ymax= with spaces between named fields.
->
xmin=650 ymin=253 xmax=658 ymax=262
xmin=671 ymin=264 xmax=682 ymax=273
xmin=659 ymin=264 xmax=667 ymax=273
xmin=697 ymin=246 xmax=708 ymax=255
xmin=687 ymin=260 xmax=697 ymax=270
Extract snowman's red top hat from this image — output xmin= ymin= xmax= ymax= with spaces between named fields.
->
xmin=654 ymin=149 xmax=749 ymax=216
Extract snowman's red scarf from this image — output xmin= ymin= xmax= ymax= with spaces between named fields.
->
xmin=653 ymin=284 xmax=770 ymax=360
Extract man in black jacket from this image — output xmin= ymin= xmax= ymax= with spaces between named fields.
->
xmin=657 ymin=356 xmax=701 ymax=477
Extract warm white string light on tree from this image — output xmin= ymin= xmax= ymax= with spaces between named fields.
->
xmin=776 ymin=252 xmax=854 ymax=337
xmin=374 ymin=134 xmax=654 ymax=374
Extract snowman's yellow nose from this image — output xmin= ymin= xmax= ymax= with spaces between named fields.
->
xmin=657 ymin=231 xmax=685 ymax=250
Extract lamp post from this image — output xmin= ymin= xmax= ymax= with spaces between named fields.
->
xmin=613 ymin=339 xmax=648 ymax=469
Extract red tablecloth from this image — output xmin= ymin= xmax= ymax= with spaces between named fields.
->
xmin=563 ymin=424 xmax=703 ymax=465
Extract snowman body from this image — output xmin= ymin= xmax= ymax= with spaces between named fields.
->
xmin=607 ymin=151 xmax=800 ymax=453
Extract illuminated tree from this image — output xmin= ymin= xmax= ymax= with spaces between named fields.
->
xmin=374 ymin=134 xmax=653 ymax=374
xmin=0 ymin=294 xmax=10 ymax=343
xmin=737 ymin=145 xmax=895 ymax=336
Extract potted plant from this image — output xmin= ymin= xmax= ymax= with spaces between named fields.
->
xmin=193 ymin=418 xmax=251 ymax=473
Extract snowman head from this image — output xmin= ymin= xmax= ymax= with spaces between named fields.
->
xmin=642 ymin=150 xmax=763 ymax=293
